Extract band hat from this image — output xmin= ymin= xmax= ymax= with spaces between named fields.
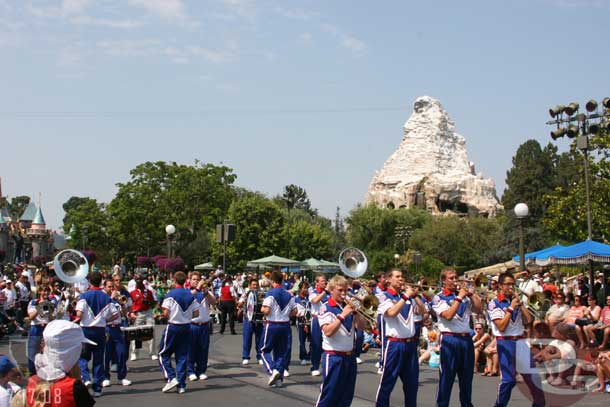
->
xmin=0 ymin=356 xmax=16 ymax=376
xmin=5 ymin=279 xmax=11 ymax=283
xmin=21 ymin=271 xmax=29 ymax=277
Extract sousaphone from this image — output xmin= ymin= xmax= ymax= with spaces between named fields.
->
xmin=53 ymin=249 xmax=89 ymax=284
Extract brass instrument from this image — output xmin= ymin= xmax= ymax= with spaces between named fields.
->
xmin=338 ymin=248 xmax=368 ymax=278
xmin=53 ymin=249 xmax=89 ymax=284
xmin=36 ymin=300 xmax=55 ymax=320
xmin=512 ymin=286 xmax=550 ymax=320
xmin=345 ymin=291 xmax=379 ymax=326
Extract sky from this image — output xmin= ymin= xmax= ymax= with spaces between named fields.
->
xmin=1 ymin=0 xmax=609 ymax=230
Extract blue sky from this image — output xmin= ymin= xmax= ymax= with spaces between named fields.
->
xmin=1 ymin=0 xmax=609 ymax=229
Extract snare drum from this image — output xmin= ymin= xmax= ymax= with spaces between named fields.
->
xmin=121 ymin=325 xmax=154 ymax=342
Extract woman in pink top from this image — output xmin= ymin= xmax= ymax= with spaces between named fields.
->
xmin=566 ymin=296 xmax=586 ymax=348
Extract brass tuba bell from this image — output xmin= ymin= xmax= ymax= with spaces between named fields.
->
xmin=53 ymin=249 xmax=89 ymax=284
xmin=338 ymin=248 xmax=368 ymax=278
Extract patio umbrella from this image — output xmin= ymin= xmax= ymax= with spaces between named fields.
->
xmin=535 ymin=240 xmax=610 ymax=266
xmin=512 ymin=244 xmax=565 ymax=264
xmin=248 ymin=255 xmax=302 ymax=268
xmin=301 ymin=258 xmax=326 ymax=270
xmin=194 ymin=262 xmax=215 ymax=271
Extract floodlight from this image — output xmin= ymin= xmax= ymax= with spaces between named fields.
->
xmin=566 ymin=124 xmax=579 ymax=138
xmin=549 ymin=105 xmax=565 ymax=118
xmin=585 ymin=99 xmax=598 ymax=112
xmin=564 ymin=102 xmax=580 ymax=116
xmin=550 ymin=128 xmax=567 ymax=140
xmin=603 ymin=97 xmax=610 ymax=109
xmin=588 ymin=123 xmax=600 ymax=135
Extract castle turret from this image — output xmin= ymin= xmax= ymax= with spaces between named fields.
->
xmin=27 ymin=206 xmax=49 ymax=259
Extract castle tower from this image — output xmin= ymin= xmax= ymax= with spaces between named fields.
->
xmin=27 ymin=206 xmax=49 ymax=260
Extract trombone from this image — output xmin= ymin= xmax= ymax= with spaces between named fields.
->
xmin=344 ymin=291 xmax=379 ymax=327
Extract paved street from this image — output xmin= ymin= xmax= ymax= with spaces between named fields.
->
xmin=2 ymin=325 xmax=608 ymax=407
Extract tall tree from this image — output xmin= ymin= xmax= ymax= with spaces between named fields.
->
xmin=279 ymin=184 xmax=316 ymax=216
xmin=9 ymin=196 xmax=30 ymax=219
xmin=62 ymin=196 xmax=91 ymax=225
xmin=62 ymin=197 xmax=109 ymax=253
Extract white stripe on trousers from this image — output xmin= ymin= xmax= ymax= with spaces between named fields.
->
xmin=158 ymin=327 xmax=170 ymax=379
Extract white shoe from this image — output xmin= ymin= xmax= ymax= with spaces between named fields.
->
xmin=377 ymin=368 xmax=383 ymax=375
xmin=311 ymin=370 xmax=321 ymax=377
xmin=130 ymin=354 xmax=137 ymax=361
xmin=189 ymin=374 xmax=198 ymax=381
xmin=199 ymin=374 xmax=208 ymax=380
xmin=268 ymin=369 xmax=281 ymax=386
xmin=162 ymin=378 xmax=179 ymax=393
xmin=93 ymin=391 xmax=102 ymax=397
xmin=177 ymin=388 xmax=185 ymax=394
xmin=300 ymin=359 xmax=307 ymax=365
xmin=121 ymin=379 xmax=132 ymax=386
xmin=242 ymin=359 xmax=249 ymax=365
xmin=283 ymin=370 xmax=290 ymax=377
xmin=102 ymin=379 xmax=111 ymax=388
xmin=151 ymin=354 xmax=158 ymax=361
xmin=356 ymin=357 xmax=363 ymax=364
xmin=84 ymin=381 xmax=92 ymax=387
xmin=375 ymin=361 xmax=380 ymax=368
xmin=258 ymin=359 xmax=263 ymax=365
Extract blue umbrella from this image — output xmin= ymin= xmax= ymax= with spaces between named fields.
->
xmin=535 ymin=240 xmax=610 ymax=266
xmin=512 ymin=244 xmax=565 ymax=264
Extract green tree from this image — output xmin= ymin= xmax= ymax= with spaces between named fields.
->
xmin=543 ymin=131 xmax=610 ymax=241
xmin=214 ymin=194 xmax=286 ymax=271
xmin=62 ymin=197 xmax=109 ymax=254
xmin=345 ymin=204 xmax=430 ymax=273
xmin=106 ymin=161 xmax=236 ymax=263
xmin=278 ymin=184 xmax=317 ymax=216
xmin=62 ymin=197 xmax=90 ymax=225
xmin=9 ymin=196 xmax=30 ymax=219
xmin=281 ymin=208 xmax=335 ymax=260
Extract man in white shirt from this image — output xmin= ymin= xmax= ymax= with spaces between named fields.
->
xmin=14 ymin=273 xmax=29 ymax=327
xmin=314 ymin=275 xmax=363 ymax=407
xmin=309 ymin=275 xmax=329 ymax=377
xmin=260 ymin=271 xmax=297 ymax=388
xmin=188 ymin=272 xmax=215 ymax=382
xmin=0 ymin=356 xmax=16 ymax=407
xmin=2 ymin=281 xmax=16 ymax=313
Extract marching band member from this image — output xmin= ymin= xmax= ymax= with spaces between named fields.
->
xmin=102 ymin=279 xmax=131 ymax=388
xmin=74 ymin=271 xmax=120 ymax=397
xmin=488 ymin=272 xmax=545 ymax=407
xmin=26 ymin=284 xmax=58 ymax=375
xmin=239 ymin=278 xmax=264 ymax=366
xmin=128 ymin=272 xmax=157 ymax=361
xmin=309 ymin=275 xmax=329 ymax=377
xmin=374 ymin=273 xmax=388 ymax=374
xmin=188 ymin=271 xmax=216 ymax=382
xmin=260 ymin=270 xmax=297 ymax=388
xmin=158 ymin=271 xmax=200 ymax=394
xmin=314 ymin=275 xmax=363 ymax=407
xmin=375 ymin=269 xmax=424 ymax=407
xmin=294 ymin=282 xmax=312 ymax=365
xmin=431 ymin=268 xmax=482 ymax=407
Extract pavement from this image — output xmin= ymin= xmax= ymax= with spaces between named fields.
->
xmin=2 ymin=324 xmax=609 ymax=407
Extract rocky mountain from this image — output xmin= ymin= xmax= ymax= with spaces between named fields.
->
xmin=366 ymin=96 xmax=502 ymax=217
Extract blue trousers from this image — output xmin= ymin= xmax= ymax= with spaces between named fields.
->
xmin=437 ymin=335 xmax=474 ymax=407
xmin=375 ymin=340 xmax=418 ymax=407
xmin=355 ymin=329 xmax=364 ymax=357
xmin=242 ymin=320 xmax=263 ymax=361
xmin=315 ymin=353 xmax=357 ymax=407
xmin=27 ymin=325 xmax=45 ymax=375
xmin=297 ymin=322 xmax=311 ymax=361
xmin=104 ymin=326 xmax=127 ymax=381
xmin=260 ymin=322 xmax=290 ymax=379
xmin=188 ymin=323 xmax=210 ymax=376
xmin=311 ymin=317 xmax=323 ymax=370
xmin=495 ymin=339 xmax=545 ymax=407
xmin=159 ymin=324 xmax=190 ymax=389
xmin=80 ymin=327 xmax=106 ymax=393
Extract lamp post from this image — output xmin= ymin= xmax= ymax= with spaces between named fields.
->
xmin=394 ymin=253 xmax=400 ymax=267
xmin=547 ymin=98 xmax=610 ymax=295
xmin=165 ymin=224 xmax=176 ymax=259
xmin=514 ymin=203 xmax=529 ymax=273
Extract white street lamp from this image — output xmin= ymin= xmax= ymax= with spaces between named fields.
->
xmin=514 ymin=203 xmax=529 ymax=272
xmin=166 ymin=224 xmax=176 ymax=258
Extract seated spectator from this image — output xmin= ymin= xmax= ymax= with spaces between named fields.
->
xmin=472 ymin=323 xmax=491 ymax=373
xmin=545 ymin=293 xmax=569 ymax=333
xmin=592 ymin=349 xmax=610 ymax=393
xmin=482 ymin=338 xmax=498 ymax=376
xmin=418 ymin=330 xmax=440 ymax=367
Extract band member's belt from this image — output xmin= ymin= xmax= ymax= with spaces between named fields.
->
xmin=441 ymin=332 xmax=470 ymax=337
xmin=324 ymin=350 xmax=353 ymax=356
xmin=191 ymin=321 xmax=209 ymax=326
xmin=312 ymin=315 xmax=318 ymax=318
xmin=107 ymin=324 xmax=122 ymax=328
xmin=496 ymin=336 xmax=523 ymax=341
xmin=387 ymin=336 xmax=417 ymax=343
xmin=264 ymin=321 xmax=290 ymax=325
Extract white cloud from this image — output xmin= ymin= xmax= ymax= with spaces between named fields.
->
xmin=188 ymin=45 xmax=235 ymax=63
xmin=298 ymin=32 xmax=313 ymax=46
xmin=340 ymin=36 xmax=366 ymax=55
xmin=221 ymin=0 xmax=256 ymax=20
xmin=70 ymin=16 xmax=144 ymax=29
xmin=275 ymin=7 xmax=316 ymax=20
xmin=128 ymin=0 xmax=187 ymax=21
xmin=97 ymin=39 xmax=161 ymax=56
xmin=62 ymin=0 xmax=90 ymax=16
xmin=27 ymin=0 xmax=91 ymax=18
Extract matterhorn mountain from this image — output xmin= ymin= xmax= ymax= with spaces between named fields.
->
xmin=366 ymin=96 xmax=502 ymax=217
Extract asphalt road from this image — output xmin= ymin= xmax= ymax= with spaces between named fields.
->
xmin=2 ymin=325 xmax=609 ymax=407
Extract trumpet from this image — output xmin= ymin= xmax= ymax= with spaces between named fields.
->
xmin=36 ymin=300 xmax=55 ymax=320
xmin=344 ymin=291 xmax=379 ymax=326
